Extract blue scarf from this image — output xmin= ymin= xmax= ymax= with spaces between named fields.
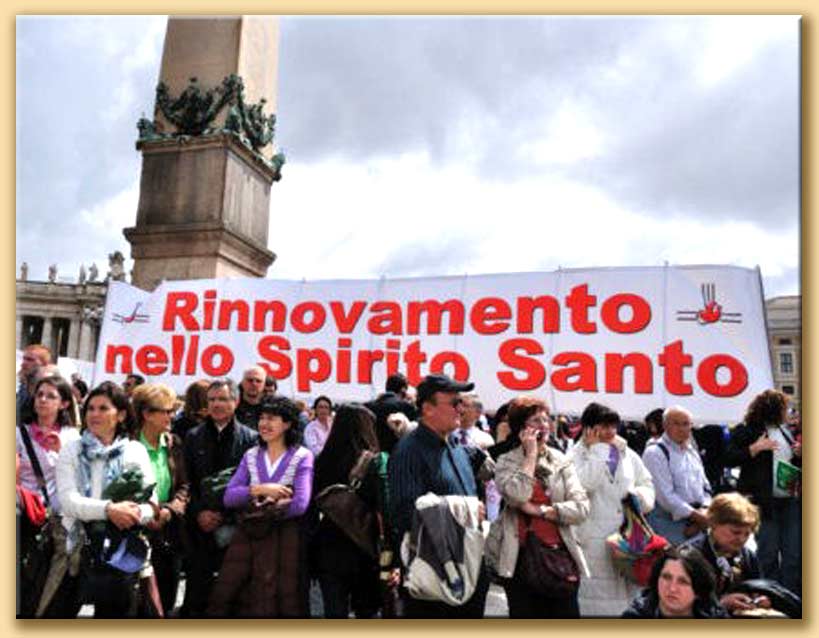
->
xmin=606 ymin=443 xmax=620 ymax=477
xmin=77 ymin=429 xmax=128 ymax=498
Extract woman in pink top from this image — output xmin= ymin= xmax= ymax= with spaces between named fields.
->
xmin=303 ymin=395 xmax=334 ymax=457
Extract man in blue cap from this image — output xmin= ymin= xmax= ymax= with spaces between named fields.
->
xmin=388 ymin=373 xmax=489 ymax=617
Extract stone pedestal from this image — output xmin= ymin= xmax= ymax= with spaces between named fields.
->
xmin=125 ymin=132 xmax=276 ymax=290
xmin=124 ymin=16 xmax=281 ymax=291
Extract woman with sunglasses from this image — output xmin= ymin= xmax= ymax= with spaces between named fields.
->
xmin=487 ymin=396 xmax=590 ymax=618
xmin=17 ymin=375 xmax=81 ymax=617
xmin=131 ymin=383 xmax=189 ymax=617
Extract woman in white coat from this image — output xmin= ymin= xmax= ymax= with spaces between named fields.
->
xmin=56 ymin=381 xmax=157 ymax=618
xmin=569 ymin=402 xmax=655 ymax=617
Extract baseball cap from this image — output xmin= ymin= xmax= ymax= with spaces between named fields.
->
xmin=416 ymin=374 xmax=475 ymax=407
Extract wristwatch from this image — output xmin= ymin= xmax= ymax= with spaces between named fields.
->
xmin=539 ymin=505 xmax=549 ymax=519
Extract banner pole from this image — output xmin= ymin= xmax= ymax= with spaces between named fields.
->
xmin=756 ymin=265 xmax=776 ymax=387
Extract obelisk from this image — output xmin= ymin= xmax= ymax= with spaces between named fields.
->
xmin=124 ymin=16 xmax=284 ymax=291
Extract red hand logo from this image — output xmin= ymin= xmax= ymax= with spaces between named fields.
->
xmin=698 ymin=300 xmax=722 ymax=324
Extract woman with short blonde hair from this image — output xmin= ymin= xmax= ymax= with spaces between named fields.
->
xmin=131 ymin=383 xmax=189 ymax=617
xmin=681 ymin=492 xmax=770 ymax=615
xmin=707 ymin=492 xmax=760 ymax=532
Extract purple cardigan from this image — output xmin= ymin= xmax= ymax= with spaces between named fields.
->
xmin=223 ymin=444 xmax=314 ymax=519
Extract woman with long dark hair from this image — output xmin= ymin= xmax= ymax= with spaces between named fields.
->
xmin=208 ymin=397 xmax=313 ymax=617
xmin=312 ymin=403 xmax=396 ymax=618
xmin=55 ymin=381 xmax=158 ymax=618
xmin=724 ymin=389 xmax=801 ymax=597
xmin=17 ymin=375 xmax=81 ymax=617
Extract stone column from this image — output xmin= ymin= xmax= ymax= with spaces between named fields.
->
xmin=16 ymin=316 xmax=22 ymax=350
xmin=41 ymin=316 xmax=53 ymax=354
xmin=67 ymin=317 xmax=81 ymax=359
xmin=78 ymin=321 xmax=93 ymax=362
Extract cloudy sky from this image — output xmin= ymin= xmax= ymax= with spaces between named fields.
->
xmin=16 ymin=15 xmax=800 ymax=298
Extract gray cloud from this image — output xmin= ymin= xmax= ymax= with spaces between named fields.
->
xmin=577 ymin=36 xmax=799 ymax=226
xmin=375 ymin=236 xmax=477 ymax=278
xmin=16 ymin=16 xmax=162 ymax=278
xmin=277 ymin=17 xmax=644 ymax=163
xmin=277 ymin=16 xmax=798 ymax=228
xmin=16 ymin=16 xmax=799 ymax=298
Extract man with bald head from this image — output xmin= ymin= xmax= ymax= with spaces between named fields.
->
xmin=641 ymin=406 xmax=712 ymax=544
xmin=234 ymin=365 xmax=267 ymax=430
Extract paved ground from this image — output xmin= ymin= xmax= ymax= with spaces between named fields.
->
xmin=80 ymin=578 xmax=509 ymax=618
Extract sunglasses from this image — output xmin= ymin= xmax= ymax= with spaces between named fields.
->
xmin=146 ymin=407 xmax=175 ymax=415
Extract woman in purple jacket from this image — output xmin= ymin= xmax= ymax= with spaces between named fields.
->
xmin=207 ymin=397 xmax=314 ymax=617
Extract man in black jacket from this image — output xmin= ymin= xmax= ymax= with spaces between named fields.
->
xmin=180 ymin=378 xmax=258 ymax=617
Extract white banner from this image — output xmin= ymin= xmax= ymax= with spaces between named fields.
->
xmin=56 ymin=356 xmax=96 ymax=384
xmin=94 ymin=265 xmax=773 ymax=423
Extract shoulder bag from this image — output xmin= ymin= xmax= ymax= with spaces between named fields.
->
xmin=517 ymin=513 xmax=580 ymax=597
xmin=314 ymin=450 xmax=379 ymax=560
xmin=17 ymin=424 xmax=55 ymax=617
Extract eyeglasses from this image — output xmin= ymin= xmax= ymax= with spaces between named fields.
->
xmin=526 ymin=415 xmax=551 ymax=425
xmin=36 ymin=392 xmax=61 ymax=401
xmin=440 ymin=397 xmax=463 ymax=408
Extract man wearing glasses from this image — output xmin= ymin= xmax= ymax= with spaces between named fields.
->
xmin=181 ymin=378 xmax=258 ymax=617
xmin=388 ymin=373 xmax=490 ymax=618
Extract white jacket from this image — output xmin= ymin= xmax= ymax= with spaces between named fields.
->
xmin=56 ymin=437 xmax=157 ymax=546
xmin=569 ymin=436 xmax=655 ymax=617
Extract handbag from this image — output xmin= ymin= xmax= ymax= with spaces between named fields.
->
xmin=605 ymin=493 xmax=670 ymax=586
xmin=237 ymin=499 xmax=282 ymax=540
xmin=314 ymin=450 xmax=378 ymax=560
xmin=517 ymin=514 xmax=580 ymax=597
xmin=17 ymin=424 xmax=56 ymax=618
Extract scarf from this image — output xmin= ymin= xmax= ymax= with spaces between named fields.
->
xmin=29 ymin=422 xmax=61 ymax=451
xmin=606 ymin=443 xmax=620 ymax=477
xmin=708 ymin=531 xmax=743 ymax=592
xmin=77 ymin=429 xmax=129 ymax=498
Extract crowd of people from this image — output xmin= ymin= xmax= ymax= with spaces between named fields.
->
xmin=16 ymin=342 xmax=802 ymax=619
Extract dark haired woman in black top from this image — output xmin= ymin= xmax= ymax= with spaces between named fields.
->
xmin=311 ymin=403 xmax=397 ymax=618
